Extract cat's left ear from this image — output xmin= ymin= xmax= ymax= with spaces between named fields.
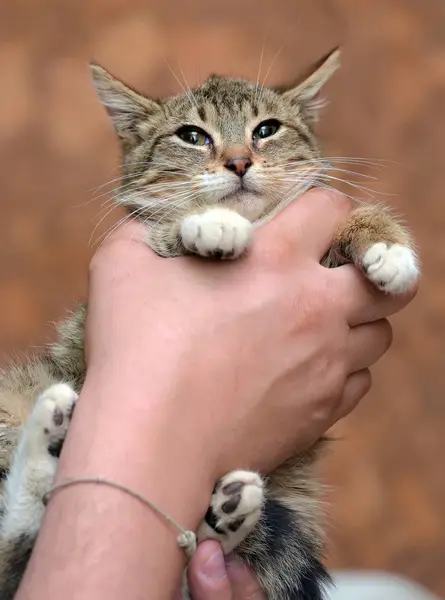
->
xmin=91 ymin=64 xmax=161 ymax=143
xmin=280 ymin=48 xmax=340 ymax=121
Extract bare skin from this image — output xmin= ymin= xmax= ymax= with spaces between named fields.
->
xmin=183 ymin=541 xmax=267 ymax=600
xmin=15 ymin=189 xmax=415 ymax=600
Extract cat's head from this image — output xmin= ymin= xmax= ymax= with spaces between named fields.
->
xmin=92 ymin=49 xmax=340 ymax=222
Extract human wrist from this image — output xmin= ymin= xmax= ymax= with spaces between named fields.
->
xmin=84 ymin=315 xmax=239 ymax=474
xmin=62 ymin=365 xmax=218 ymax=521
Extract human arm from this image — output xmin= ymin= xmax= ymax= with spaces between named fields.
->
xmin=15 ymin=189 xmax=414 ymax=600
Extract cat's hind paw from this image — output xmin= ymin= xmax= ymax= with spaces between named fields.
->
xmin=0 ymin=384 xmax=78 ymax=539
xmin=180 ymin=208 xmax=252 ymax=259
xmin=26 ymin=383 xmax=78 ymax=458
xmin=197 ymin=470 xmax=264 ymax=553
xmin=362 ymin=243 xmax=420 ymax=295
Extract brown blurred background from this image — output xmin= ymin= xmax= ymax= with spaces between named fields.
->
xmin=1 ymin=0 xmax=444 ymax=595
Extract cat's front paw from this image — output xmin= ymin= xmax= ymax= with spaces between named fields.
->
xmin=362 ymin=243 xmax=420 ymax=294
xmin=26 ymin=383 xmax=78 ymax=458
xmin=180 ymin=208 xmax=252 ymax=259
xmin=197 ymin=470 xmax=264 ymax=553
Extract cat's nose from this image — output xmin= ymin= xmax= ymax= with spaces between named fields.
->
xmin=224 ymin=156 xmax=253 ymax=177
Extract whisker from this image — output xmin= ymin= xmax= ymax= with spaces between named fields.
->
xmin=178 ymin=63 xmax=199 ymax=109
xmin=89 ymin=202 xmax=124 ymax=247
xmin=257 ymin=43 xmax=284 ymax=106
xmin=94 ymin=207 xmax=147 ymax=249
xmin=163 ymin=58 xmax=198 ymax=110
xmin=315 ymin=173 xmax=391 ymax=198
xmin=283 ymin=164 xmax=379 ymax=181
xmin=254 ymin=32 xmax=268 ymax=106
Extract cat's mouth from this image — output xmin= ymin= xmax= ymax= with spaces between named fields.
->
xmin=219 ymin=179 xmax=260 ymax=201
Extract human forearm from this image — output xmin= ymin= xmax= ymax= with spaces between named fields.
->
xmin=16 ymin=370 xmax=216 ymax=600
xmin=15 ymin=189 xmax=412 ymax=599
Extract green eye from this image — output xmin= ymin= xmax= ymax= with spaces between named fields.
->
xmin=253 ymin=119 xmax=281 ymax=141
xmin=176 ymin=126 xmax=211 ymax=146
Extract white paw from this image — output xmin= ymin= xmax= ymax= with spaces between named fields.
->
xmin=180 ymin=208 xmax=252 ymax=259
xmin=197 ymin=470 xmax=264 ymax=553
xmin=362 ymin=243 xmax=420 ymax=294
xmin=1 ymin=384 xmax=78 ymax=538
xmin=25 ymin=383 xmax=78 ymax=457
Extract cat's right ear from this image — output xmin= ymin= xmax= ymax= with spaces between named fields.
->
xmin=279 ymin=48 xmax=340 ymax=121
xmin=90 ymin=64 xmax=160 ymax=142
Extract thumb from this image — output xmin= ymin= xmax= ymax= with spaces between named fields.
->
xmin=187 ymin=541 xmax=232 ymax=600
xmin=226 ymin=556 xmax=266 ymax=599
xmin=255 ymin=188 xmax=351 ymax=260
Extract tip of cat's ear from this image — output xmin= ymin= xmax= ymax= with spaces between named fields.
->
xmin=319 ymin=46 xmax=341 ymax=73
xmin=301 ymin=47 xmax=340 ymax=84
xmin=90 ymin=63 xmax=114 ymax=86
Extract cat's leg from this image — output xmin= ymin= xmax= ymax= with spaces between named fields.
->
xmin=0 ymin=383 xmax=77 ymax=598
xmin=1 ymin=382 xmax=77 ymax=539
xmin=324 ymin=205 xmax=420 ymax=294
xmin=196 ymin=470 xmax=264 ymax=554
xmin=147 ymin=207 xmax=253 ymax=259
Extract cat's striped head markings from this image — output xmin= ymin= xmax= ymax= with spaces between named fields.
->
xmin=91 ymin=49 xmax=340 ymax=222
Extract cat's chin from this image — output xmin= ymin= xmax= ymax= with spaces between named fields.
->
xmin=224 ymin=192 xmax=269 ymax=221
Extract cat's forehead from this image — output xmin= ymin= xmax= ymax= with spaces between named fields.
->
xmin=165 ymin=76 xmax=282 ymax=124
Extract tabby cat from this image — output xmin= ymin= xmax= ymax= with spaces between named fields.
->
xmin=0 ymin=49 xmax=419 ymax=600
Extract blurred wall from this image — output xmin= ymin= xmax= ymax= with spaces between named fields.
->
xmin=1 ymin=0 xmax=444 ymax=594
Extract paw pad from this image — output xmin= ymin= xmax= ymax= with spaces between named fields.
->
xmin=206 ymin=470 xmax=264 ymax=534
xmin=27 ymin=383 xmax=78 ymax=458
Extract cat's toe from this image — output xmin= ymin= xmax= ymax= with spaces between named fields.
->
xmin=180 ymin=209 xmax=252 ymax=259
xmin=28 ymin=383 xmax=78 ymax=457
xmin=362 ymin=242 xmax=420 ymax=295
xmin=197 ymin=470 xmax=264 ymax=553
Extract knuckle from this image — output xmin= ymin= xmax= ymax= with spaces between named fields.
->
xmin=319 ymin=188 xmax=352 ymax=217
xmin=360 ymin=368 xmax=372 ymax=394
xmin=376 ymin=318 xmax=393 ymax=351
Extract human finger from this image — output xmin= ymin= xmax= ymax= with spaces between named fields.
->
xmin=347 ymin=319 xmax=393 ymax=373
xmin=187 ymin=542 xmax=232 ymax=600
xmin=254 ymin=188 xmax=352 ymax=260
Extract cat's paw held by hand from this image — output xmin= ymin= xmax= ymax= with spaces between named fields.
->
xmin=362 ymin=242 xmax=420 ymax=295
xmin=180 ymin=208 xmax=252 ymax=259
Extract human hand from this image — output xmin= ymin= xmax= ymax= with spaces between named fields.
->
xmin=85 ymin=188 xmax=416 ymax=477
xmin=174 ymin=541 xmax=266 ymax=600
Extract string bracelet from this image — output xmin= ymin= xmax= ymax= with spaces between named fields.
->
xmin=43 ymin=477 xmax=197 ymax=559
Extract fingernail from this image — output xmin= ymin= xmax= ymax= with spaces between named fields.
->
xmin=202 ymin=547 xmax=227 ymax=581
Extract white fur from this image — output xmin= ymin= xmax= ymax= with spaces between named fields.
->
xmin=181 ymin=208 xmax=253 ymax=258
xmin=197 ymin=470 xmax=264 ymax=554
xmin=0 ymin=383 xmax=77 ymax=539
xmin=362 ymin=243 xmax=420 ymax=294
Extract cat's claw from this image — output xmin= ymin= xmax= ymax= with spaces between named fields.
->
xmin=362 ymin=242 xmax=419 ymax=294
xmin=180 ymin=208 xmax=252 ymax=259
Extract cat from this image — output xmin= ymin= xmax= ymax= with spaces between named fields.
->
xmin=0 ymin=48 xmax=419 ymax=600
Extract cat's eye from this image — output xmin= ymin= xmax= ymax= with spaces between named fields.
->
xmin=252 ymin=119 xmax=281 ymax=141
xmin=176 ymin=126 xmax=211 ymax=146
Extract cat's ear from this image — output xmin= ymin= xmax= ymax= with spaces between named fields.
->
xmin=90 ymin=64 xmax=160 ymax=141
xmin=280 ymin=48 xmax=340 ymax=121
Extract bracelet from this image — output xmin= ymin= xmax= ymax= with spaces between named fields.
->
xmin=43 ymin=477 xmax=197 ymax=559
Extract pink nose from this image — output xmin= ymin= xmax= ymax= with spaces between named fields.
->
xmin=224 ymin=156 xmax=252 ymax=177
